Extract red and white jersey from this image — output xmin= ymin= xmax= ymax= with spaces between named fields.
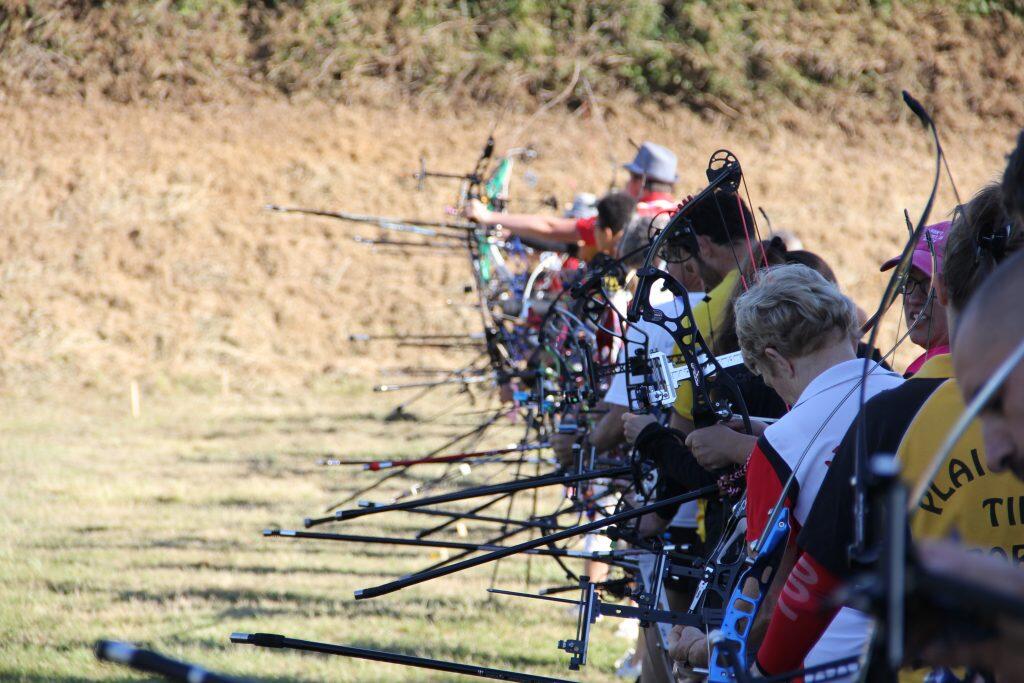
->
xmin=746 ymin=359 xmax=903 ymax=540
xmin=745 ymin=357 xmax=903 ymax=677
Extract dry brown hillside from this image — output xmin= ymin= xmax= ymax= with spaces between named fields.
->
xmin=2 ymin=2 xmax=1023 ymax=397
xmin=1 ymin=94 xmax=1019 ymax=397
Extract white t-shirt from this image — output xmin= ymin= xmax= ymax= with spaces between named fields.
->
xmin=603 ymin=293 xmax=705 ymax=408
xmin=604 ymin=293 xmax=705 ymax=529
xmin=746 ymin=358 xmax=904 ymax=679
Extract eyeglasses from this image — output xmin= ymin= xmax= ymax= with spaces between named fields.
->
xmin=899 ymin=276 xmax=929 ymax=298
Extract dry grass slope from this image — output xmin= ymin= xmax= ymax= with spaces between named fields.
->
xmin=0 ymin=96 xmax=1019 ymax=395
xmin=2 ymin=3 xmax=1023 ymax=395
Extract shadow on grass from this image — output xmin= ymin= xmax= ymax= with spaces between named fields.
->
xmin=26 ymin=537 xmax=251 ymax=553
xmin=41 ymin=579 xmax=504 ymax=622
xmin=227 ymin=411 xmax=381 ymax=426
xmin=29 ymin=538 xmax=426 ymax=560
xmin=112 ymin=586 xmax=348 ymax=609
xmin=0 ymin=672 xmax=104 ymax=683
xmin=199 ymin=412 xmax=383 ymax=440
xmin=139 ymin=561 xmax=398 ymax=580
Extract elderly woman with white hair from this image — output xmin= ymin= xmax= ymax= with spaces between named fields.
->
xmin=668 ymin=263 xmax=903 ymax=679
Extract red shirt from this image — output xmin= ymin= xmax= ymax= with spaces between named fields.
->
xmin=574 ymin=191 xmax=679 ymax=246
xmin=575 ymin=216 xmax=598 ymax=246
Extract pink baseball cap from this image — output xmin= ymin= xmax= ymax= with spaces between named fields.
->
xmin=879 ymin=221 xmax=951 ymax=278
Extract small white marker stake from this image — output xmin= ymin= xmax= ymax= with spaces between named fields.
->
xmin=130 ymin=381 xmax=141 ymax=418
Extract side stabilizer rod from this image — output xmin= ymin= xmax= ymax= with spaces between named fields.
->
xmin=353 ymin=484 xmax=719 ymax=600
xmin=304 ymin=465 xmax=631 ymax=527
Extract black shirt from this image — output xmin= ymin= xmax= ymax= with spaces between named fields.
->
xmin=797 ymin=377 xmax=945 ymax=577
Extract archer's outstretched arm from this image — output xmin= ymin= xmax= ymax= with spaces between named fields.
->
xmin=465 ymin=200 xmax=580 ymax=243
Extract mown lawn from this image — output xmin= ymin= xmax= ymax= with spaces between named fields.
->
xmin=0 ymin=383 xmax=629 ymax=681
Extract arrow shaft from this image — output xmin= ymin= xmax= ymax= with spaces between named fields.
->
xmin=266 ymin=205 xmax=476 ymax=231
xmin=325 ymin=443 xmax=549 ymax=470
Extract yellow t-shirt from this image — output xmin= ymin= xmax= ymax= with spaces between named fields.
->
xmin=899 ymin=354 xmax=1024 ymax=562
xmin=672 ymin=268 xmax=740 ymax=421
xmin=668 ymin=268 xmax=739 ymax=542
xmin=895 ymin=354 xmax=1023 ymax=683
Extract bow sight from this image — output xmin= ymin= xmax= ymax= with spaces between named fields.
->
xmin=602 ymin=348 xmax=748 ymax=412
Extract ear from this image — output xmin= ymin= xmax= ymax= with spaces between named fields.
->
xmin=694 ymin=233 xmax=715 ymax=258
xmin=682 ymin=258 xmax=701 ymax=281
xmin=762 ymin=347 xmax=793 ymax=378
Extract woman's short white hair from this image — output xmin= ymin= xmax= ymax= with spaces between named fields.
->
xmin=734 ymin=263 xmax=857 ymax=375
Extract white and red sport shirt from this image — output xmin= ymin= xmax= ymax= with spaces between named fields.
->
xmin=745 ymin=358 xmax=903 ymax=678
xmin=636 ymin=190 xmax=678 ymax=217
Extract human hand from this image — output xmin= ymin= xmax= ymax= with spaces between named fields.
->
xmin=685 ymin=423 xmax=756 ymax=470
xmin=667 ymin=625 xmax=708 ymax=670
xmin=638 ymin=512 xmax=668 ymax=539
xmin=550 ymin=432 xmax=577 ymax=468
xmin=463 ymin=199 xmax=491 ymax=224
xmin=621 ymin=412 xmax=658 ymax=444
xmin=726 ymin=416 xmax=769 ymax=437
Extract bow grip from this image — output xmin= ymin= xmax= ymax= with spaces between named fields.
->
xmin=708 ymin=508 xmax=791 ymax=682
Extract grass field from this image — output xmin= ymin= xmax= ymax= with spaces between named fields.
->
xmin=0 ymin=382 xmax=629 ymax=681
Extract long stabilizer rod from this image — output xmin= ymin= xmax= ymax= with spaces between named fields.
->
xmin=354 ymin=484 xmax=719 ymax=600
xmin=230 ymin=632 xmax=572 ymax=683
xmin=263 ymin=529 xmax=636 ymax=560
xmin=265 ymin=204 xmax=476 ymax=232
xmin=319 ymin=442 xmax=550 ymax=470
xmin=304 ymin=465 xmax=632 ymax=527
xmin=95 ymin=640 xmax=250 ymax=683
